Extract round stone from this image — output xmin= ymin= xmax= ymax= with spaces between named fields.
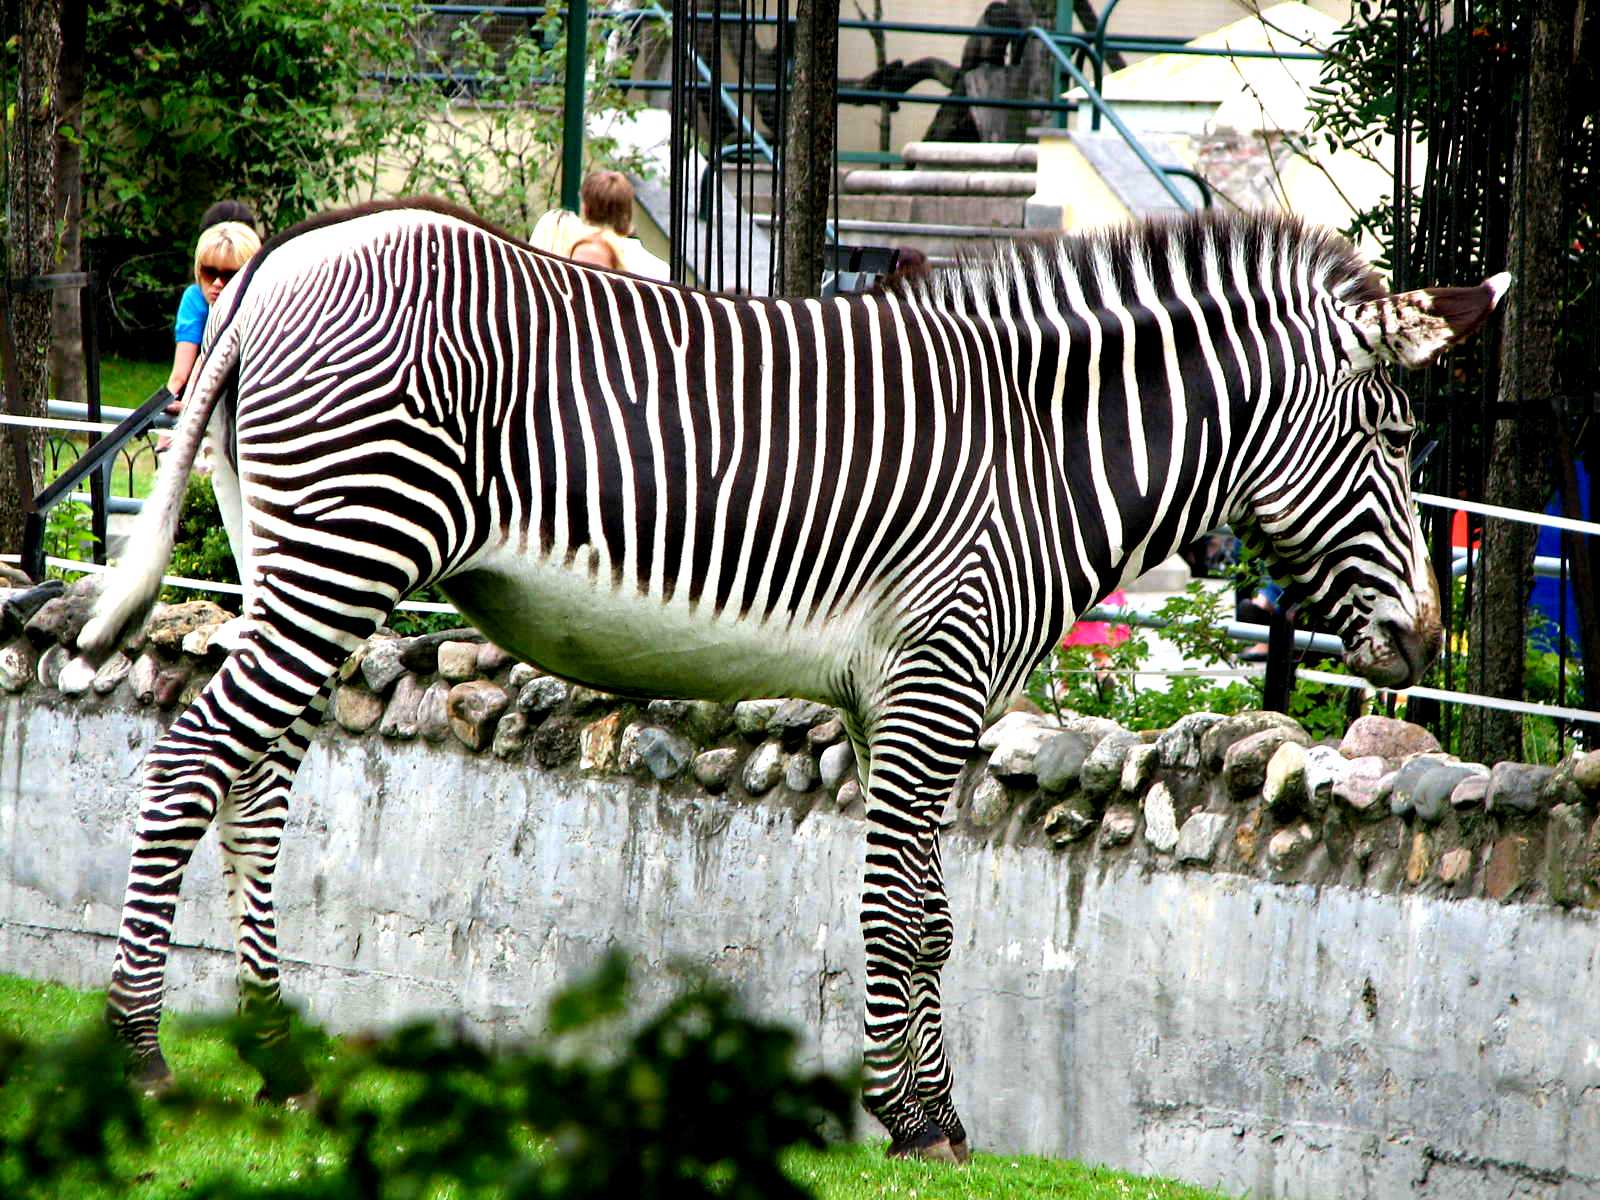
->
xmin=1486 ymin=762 xmax=1554 ymax=814
xmin=531 ymin=716 xmax=581 ymax=767
xmin=1081 ymin=731 xmax=1143 ymax=802
xmin=623 ymin=725 xmax=693 ymax=781
xmin=437 ymin=641 xmax=480 ymax=683
xmin=742 ymin=741 xmax=784 ymax=794
xmin=819 ymin=741 xmax=856 ymax=791
xmin=0 ymin=641 xmax=36 ymax=693
xmin=1411 ymin=764 xmax=1484 ymax=825
xmin=767 ymin=699 xmax=835 ymax=747
xmin=360 ymin=639 xmax=409 ymax=695
xmin=332 ymin=685 xmax=385 ymax=734
xmin=517 ymin=676 xmax=568 ymax=721
xmin=1142 ymin=782 xmax=1179 ymax=853
xmin=785 ymin=752 xmax=820 ymax=793
xmin=734 ymin=699 xmax=787 ymax=738
xmin=1338 ymin=715 xmax=1440 ymax=763
xmin=417 ymin=680 xmax=453 ymax=742
xmin=1200 ymin=711 xmax=1309 ymax=772
xmin=968 ymin=776 xmax=1014 ymax=829
xmin=492 ymin=712 xmax=530 ymax=760
xmin=692 ymin=748 xmax=740 ymax=792
xmin=1099 ymin=806 xmax=1138 ymax=846
xmin=379 ymin=673 xmax=426 ymax=739
xmin=1034 ymin=731 xmax=1093 ymax=794
xmin=447 ymin=680 xmax=510 ymax=750
xmin=1225 ymin=728 xmax=1303 ymax=802
xmin=1043 ymin=799 xmax=1097 ymax=847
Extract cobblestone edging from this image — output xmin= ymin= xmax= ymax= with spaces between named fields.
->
xmin=6 ymin=582 xmax=1599 ymax=912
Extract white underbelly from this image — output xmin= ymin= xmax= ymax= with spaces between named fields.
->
xmin=441 ymin=544 xmax=862 ymax=703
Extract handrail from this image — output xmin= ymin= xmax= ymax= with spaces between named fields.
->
xmin=1023 ymin=26 xmax=1195 ymax=211
xmin=15 ymin=387 xmax=172 ymax=581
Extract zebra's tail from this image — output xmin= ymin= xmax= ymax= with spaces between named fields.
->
xmin=76 ymin=320 xmax=244 ymax=665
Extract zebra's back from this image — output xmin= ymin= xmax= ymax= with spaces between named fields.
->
xmin=227 ymin=208 xmax=1005 ymax=705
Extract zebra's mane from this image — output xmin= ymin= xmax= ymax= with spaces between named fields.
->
xmin=899 ymin=210 xmax=1386 ymax=314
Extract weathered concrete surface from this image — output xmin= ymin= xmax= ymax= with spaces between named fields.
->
xmin=3 ymin=697 xmax=1599 ymax=1198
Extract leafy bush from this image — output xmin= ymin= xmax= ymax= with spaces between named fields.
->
xmin=0 ymin=954 xmax=852 ymax=1200
xmin=161 ymin=474 xmax=239 ymax=609
xmin=1027 ymin=580 xmax=1353 ymax=738
xmin=42 ymin=501 xmax=96 ymax=579
xmin=85 ymin=2 xmax=650 ymax=355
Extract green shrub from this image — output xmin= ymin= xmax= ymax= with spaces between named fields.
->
xmin=161 ymin=474 xmax=239 ymax=610
xmin=0 ymin=954 xmax=852 ymax=1200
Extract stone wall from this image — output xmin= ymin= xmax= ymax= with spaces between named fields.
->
xmin=3 ymin=584 xmax=1600 ymax=1199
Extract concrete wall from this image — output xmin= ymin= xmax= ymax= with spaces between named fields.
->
xmin=3 ymin=692 xmax=1598 ymax=1199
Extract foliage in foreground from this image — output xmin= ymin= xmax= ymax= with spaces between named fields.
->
xmin=0 ymin=973 xmax=1237 ymax=1200
xmin=0 ymin=956 xmax=852 ymax=1199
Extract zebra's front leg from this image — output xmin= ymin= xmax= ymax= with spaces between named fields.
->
xmin=909 ymin=834 xmax=970 ymax=1161
xmin=859 ymin=685 xmax=984 ymax=1161
xmin=106 ymin=627 xmax=359 ymax=1090
xmin=218 ymin=692 xmax=327 ymax=1104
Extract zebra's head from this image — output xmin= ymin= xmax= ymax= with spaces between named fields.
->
xmin=1241 ymin=269 xmax=1511 ymax=690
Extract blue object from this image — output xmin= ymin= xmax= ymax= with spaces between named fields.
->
xmin=174 ymin=283 xmax=207 ymax=344
xmin=1530 ymin=461 xmax=1588 ymax=658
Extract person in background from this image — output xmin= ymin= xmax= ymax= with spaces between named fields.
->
xmin=530 ymin=209 xmax=629 ymax=272
xmin=532 ymin=170 xmax=670 ymax=281
xmin=199 ymin=199 xmax=259 ymax=237
xmin=166 ymin=219 xmax=262 ymax=398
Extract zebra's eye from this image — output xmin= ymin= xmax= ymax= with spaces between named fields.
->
xmin=1380 ymin=428 xmax=1412 ymax=455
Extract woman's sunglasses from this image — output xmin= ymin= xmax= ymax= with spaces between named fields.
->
xmin=199 ymin=264 xmax=238 ymax=286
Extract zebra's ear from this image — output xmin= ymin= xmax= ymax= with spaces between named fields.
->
xmin=1345 ymin=272 xmax=1512 ymax=371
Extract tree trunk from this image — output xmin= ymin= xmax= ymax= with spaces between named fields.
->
xmin=780 ymin=0 xmax=839 ymax=297
xmin=1460 ymin=0 xmax=1572 ymax=763
xmin=50 ymin=0 xmax=86 ymax=413
xmin=1 ymin=0 xmax=63 ymax=559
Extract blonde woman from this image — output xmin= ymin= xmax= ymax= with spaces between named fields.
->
xmin=166 ymin=220 xmax=262 ymax=397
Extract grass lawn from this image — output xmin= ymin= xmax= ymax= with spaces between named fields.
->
xmin=0 ymin=975 xmax=1236 ymax=1200
xmin=43 ymin=357 xmax=169 ymax=503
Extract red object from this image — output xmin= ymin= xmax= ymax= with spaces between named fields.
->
xmin=1063 ymin=589 xmax=1130 ymax=647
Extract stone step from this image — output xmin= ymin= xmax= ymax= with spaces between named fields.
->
xmin=902 ymin=141 xmax=1039 ymax=169
xmin=840 ymin=168 xmax=1038 ymax=197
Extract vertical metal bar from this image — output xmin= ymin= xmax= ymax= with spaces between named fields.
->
xmin=83 ymin=272 xmax=107 ymax=565
xmin=560 ymin=0 xmax=590 ymax=212
xmin=1052 ymin=0 xmax=1070 ymax=130
xmin=1262 ymin=607 xmax=1297 ymax=713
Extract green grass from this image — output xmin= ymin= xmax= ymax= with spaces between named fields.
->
xmin=43 ymin=357 xmax=168 ymax=513
xmin=99 ymin=356 xmax=171 ymax=410
xmin=0 ymin=975 xmax=1236 ymax=1200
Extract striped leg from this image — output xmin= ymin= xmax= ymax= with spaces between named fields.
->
xmin=859 ymin=634 xmax=987 ymax=1159
xmin=910 ymin=834 xmax=969 ymax=1160
xmin=218 ymin=691 xmax=328 ymax=1102
xmin=106 ymin=607 xmax=376 ymax=1089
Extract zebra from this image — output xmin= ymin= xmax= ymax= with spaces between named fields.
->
xmin=75 ymin=199 xmax=1505 ymax=1161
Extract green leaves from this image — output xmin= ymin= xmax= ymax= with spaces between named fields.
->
xmin=0 ymin=955 xmax=852 ymax=1199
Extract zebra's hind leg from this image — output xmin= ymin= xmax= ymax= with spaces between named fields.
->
xmin=106 ymin=608 xmax=377 ymax=1090
xmin=909 ymin=834 xmax=970 ymax=1162
xmin=859 ymin=668 xmax=985 ymax=1162
xmin=218 ymin=690 xmax=329 ymax=1105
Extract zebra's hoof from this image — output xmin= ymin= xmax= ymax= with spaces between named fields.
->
xmin=886 ymin=1125 xmax=961 ymax=1164
xmin=129 ymin=1053 xmax=174 ymax=1098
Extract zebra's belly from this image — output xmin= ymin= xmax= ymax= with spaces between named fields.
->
xmin=438 ymin=548 xmax=852 ymax=704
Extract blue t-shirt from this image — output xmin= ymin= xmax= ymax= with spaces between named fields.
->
xmin=174 ymin=284 xmax=208 ymax=345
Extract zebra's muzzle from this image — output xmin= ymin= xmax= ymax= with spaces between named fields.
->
xmin=1344 ymin=610 xmax=1440 ymax=690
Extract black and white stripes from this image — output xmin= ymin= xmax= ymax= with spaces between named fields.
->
xmin=80 ymin=199 xmax=1505 ymax=1156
